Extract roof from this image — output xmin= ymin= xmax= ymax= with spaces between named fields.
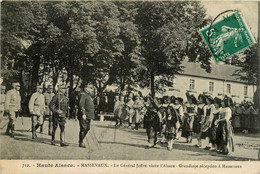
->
xmin=180 ymin=59 xmax=245 ymax=83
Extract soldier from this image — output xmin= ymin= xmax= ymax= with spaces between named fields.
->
xmin=0 ymin=86 xmax=6 ymax=122
xmin=41 ymin=85 xmax=55 ymax=135
xmin=49 ymin=84 xmax=69 ymax=147
xmin=5 ymin=82 xmax=21 ymax=137
xmin=78 ymin=83 xmax=95 ymax=148
xmin=29 ymin=85 xmax=45 ymax=139
xmin=145 ymin=93 xmax=160 ymax=149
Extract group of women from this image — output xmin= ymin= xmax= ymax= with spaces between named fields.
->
xmin=113 ymin=92 xmax=236 ymax=155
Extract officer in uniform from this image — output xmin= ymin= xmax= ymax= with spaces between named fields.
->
xmin=5 ymin=82 xmax=21 ymax=137
xmin=0 ymin=86 xmax=6 ymax=122
xmin=41 ymin=85 xmax=55 ymax=135
xmin=29 ymin=85 xmax=45 ymax=139
xmin=49 ymin=84 xmax=69 ymax=147
xmin=145 ymin=93 xmax=160 ymax=148
xmin=78 ymin=83 xmax=95 ymax=148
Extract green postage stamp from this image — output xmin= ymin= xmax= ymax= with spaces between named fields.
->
xmin=200 ymin=11 xmax=256 ymax=62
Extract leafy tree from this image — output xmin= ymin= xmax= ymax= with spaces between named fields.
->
xmin=136 ymin=1 xmax=211 ymax=95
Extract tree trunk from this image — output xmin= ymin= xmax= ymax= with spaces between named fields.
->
xmin=150 ymin=69 xmax=155 ymax=96
xmin=31 ymin=55 xmax=40 ymax=92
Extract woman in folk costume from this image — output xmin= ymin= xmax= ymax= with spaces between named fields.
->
xmin=215 ymin=96 xmax=235 ymax=155
xmin=133 ymin=94 xmax=144 ymax=130
xmin=165 ymin=105 xmax=178 ymax=151
xmin=159 ymin=97 xmax=168 ymax=144
xmin=200 ymin=95 xmax=215 ymax=149
xmin=181 ymin=93 xmax=198 ymax=143
xmin=209 ymin=97 xmax=222 ymax=151
xmin=173 ymin=97 xmax=184 ymax=140
xmin=194 ymin=94 xmax=207 ymax=147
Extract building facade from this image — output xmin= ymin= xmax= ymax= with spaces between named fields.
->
xmin=163 ymin=60 xmax=256 ymax=103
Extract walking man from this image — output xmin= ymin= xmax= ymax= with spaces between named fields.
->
xmin=29 ymin=85 xmax=45 ymax=139
xmin=5 ymin=82 xmax=21 ymax=137
xmin=41 ymin=85 xmax=55 ymax=135
xmin=145 ymin=93 xmax=160 ymax=148
xmin=78 ymin=83 xmax=95 ymax=148
xmin=49 ymin=84 xmax=69 ymax=147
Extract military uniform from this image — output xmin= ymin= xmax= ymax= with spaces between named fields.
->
xmin=5 ymin=86 xmax=21 ymax=137
xmin=77 ymin=91 xmax=95 ymax=148
xmin=49 ymin=91 xmax=69 ymax=146
xmin=42 ymin=92 xmax=55 ymax=135
xmin=29 ymin=91 xmax=45 ymax=139
xmin=145 ymin=96 xmax=160 ymax=148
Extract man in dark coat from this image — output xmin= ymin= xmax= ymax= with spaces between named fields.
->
xmin=49 ymin=84 xmax=69 ymax=147
xmin=145 ymin=93 xmax=160 ymax=149
xmin=78 ymin=83 xmax=95 ymax=148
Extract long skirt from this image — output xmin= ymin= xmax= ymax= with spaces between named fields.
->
xmin=181 ymin=115 xmax=194 ymax=138
xmin=193 ymin=115 xmax=202 ymax=134
xmin=166 ymin=123 xmax=176 ymax=140
xmin=209 ymin=120 xmax=217 ymax=144
xmin=216 ymin=121 xmax=235 ymax=154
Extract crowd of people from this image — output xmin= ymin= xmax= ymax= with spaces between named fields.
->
xmin=0 ymin=82 xmax=259 ymax=155
xmin=113 ymin=91 xmax=259 ymax=155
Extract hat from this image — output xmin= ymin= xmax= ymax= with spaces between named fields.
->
xmin=198 ymin=94 xmax=207 ymax=104
xmin=12 ymin=82 xmax=20 ymax=87
xmin=206 ymin=95 xmax=214 ymax=104
xmin=223 ymin=95 xmax=233 ymax=107
xmin=36 ymin=85 xmax=43 ymax=89
xmin=214 ymin=97 xmax=222 ymax=107
xmin=170 ymin=96 xmax=176 ymax=103
xmin=1 ymin=86 xmax=6 ymax=90
xmin=176 ymin=97 xmax=183 ymax=104
xmin=190 ymin=95 xmax=198 ymax=105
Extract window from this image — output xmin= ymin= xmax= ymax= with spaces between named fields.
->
xmin=190 ymin=79 xmax=195 ymax=90
xmin=244 ymin=86 xmax=248 ymax=96
xmin=209 ymin=82 xmax=214 ymax=92
xmin=227 ymin=84 xmax=231 ymax=94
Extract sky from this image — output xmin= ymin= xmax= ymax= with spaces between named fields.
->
xmin=201 ymin=1 xmax=258 ymax=37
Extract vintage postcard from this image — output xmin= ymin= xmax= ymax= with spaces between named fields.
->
xmin=0 ymin=0 xmax=259 ymax=174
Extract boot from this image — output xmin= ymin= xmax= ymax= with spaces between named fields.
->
xmin=35 ymin=124 xmax=40 ymax=131
xmin=128 ymin=123 xmax=132 ymax=128
xmin=79 ymin=130 xmax=88 ymax=148
xmin=60 ymin=130 xmax=68 ymax=147
xmin=40 ymin=125 xmax=43 ymax=133
xmin=11 ymin=124 xmax=15 ymax=137
xmin=135 ymin=123 xmax=139 ymax=130
xmin=32 ymin=125 xmax=36 ymax=139
xmin=51 ymin=130 xmax=55 ymax=145
xmin=5 ymin=121 xmax=12 ymax=135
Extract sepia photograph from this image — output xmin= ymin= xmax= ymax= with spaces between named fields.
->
xmin=0 ymin=1 xmax=260 ymax=172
